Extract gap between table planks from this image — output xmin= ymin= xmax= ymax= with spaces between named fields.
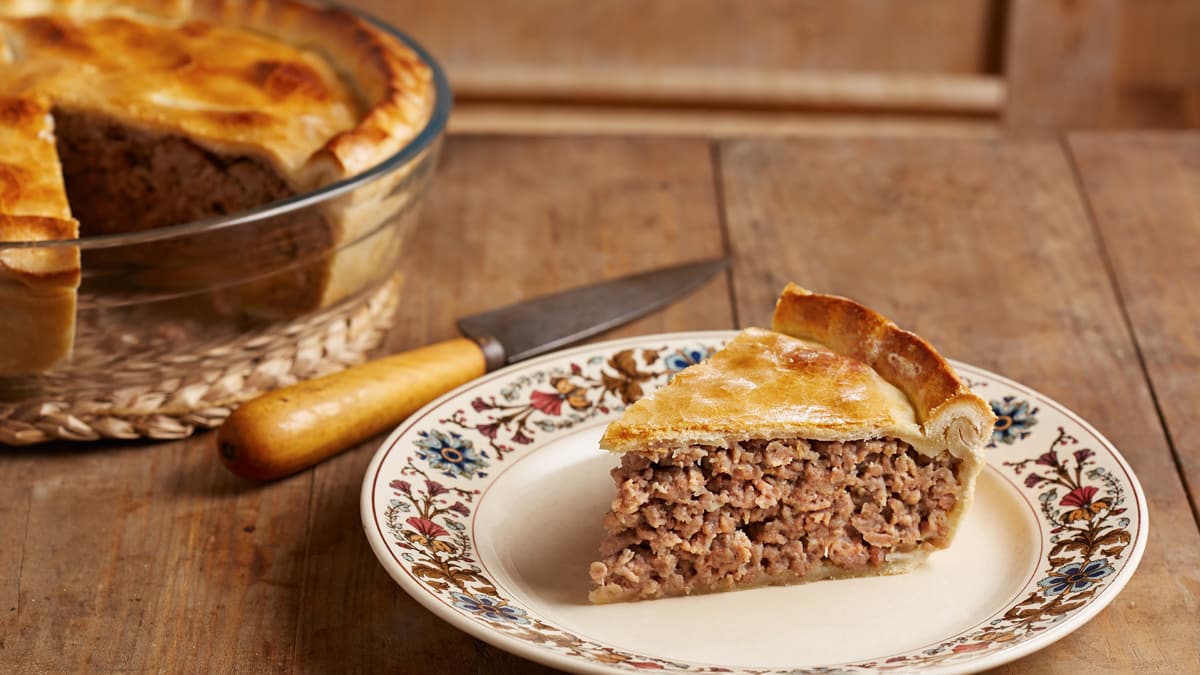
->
xmin=718 ymin=135 xmax=1200 ymax=672
xmin=1066 ymin=133 xmax=1200 ymax=530
xmin=2 ymin=134 xmax=1198 ymax=673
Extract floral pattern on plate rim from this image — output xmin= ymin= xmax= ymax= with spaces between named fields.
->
xmin=367 ymin=334 xmax=1146 ymax=674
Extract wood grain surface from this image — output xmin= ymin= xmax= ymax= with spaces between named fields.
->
xmin=356 ymin=0 xmax=996 ymax=75
xmin=2 ymin=134 xmax=1198 ymax=673
xmin=718 ymin=136 xmax=1200 ymax=672
xmin=347 ymin=0 xmax=1006 ymax=132
xmin=1004 ymin=0 xmax=1120 ymax=130
xmin=1067 ymin=132 xmax=1200 ymax=524
xmin=1004 ymin=0 xmax=1200 ymax=130
xmin=446 ymin=65 xmax=1004 ymax=115
xmin=348 ymin=0 xmax=1200 ymax=133
xmin=448 ymin=104 xmax=999 ymax=139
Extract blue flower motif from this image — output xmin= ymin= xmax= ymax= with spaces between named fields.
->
xmin=664 ymin=346 xmax=711 ymax=373
xmin=450 ymin=592 xmax=530 ymax=625
xmin=1037 ymin=559 xmax=1114 ymax=597
xmin=989 ymin=396 xmax=1039 ymax=446
xmin=414 ymin=430 xmax=489 ymax=479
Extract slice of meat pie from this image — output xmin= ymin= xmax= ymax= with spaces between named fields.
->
xmin=589 ymin=284 xmax=995 ymax=603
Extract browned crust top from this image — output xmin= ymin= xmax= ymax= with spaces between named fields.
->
xmin=0 ymin=0 xmax=434 ymax=183
xmin=0 ymin=93 xmax=73 ymax=220
xmin=189 ymin=0 xmax=435 ymax=181
xmin=770 ymin=283 xmax=991 ymax=429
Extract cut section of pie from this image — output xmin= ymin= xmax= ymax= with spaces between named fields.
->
xmin=589 ymin=284 xmax=996 ymax=603
xmin=0 ymin=94 xmax=80 ymax=374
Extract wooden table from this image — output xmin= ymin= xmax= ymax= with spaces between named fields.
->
xmin=3 ymin=133 xmax=1199 ymax=673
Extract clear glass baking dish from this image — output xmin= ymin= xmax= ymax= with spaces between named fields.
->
xmin=0 ymin=8 xmax=451 ymax=445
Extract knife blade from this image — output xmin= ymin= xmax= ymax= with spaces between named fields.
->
xmin=459 ymin=257 xmax=728 ymax=365
xmin=216 ymin=258 xmax=727 ymax=480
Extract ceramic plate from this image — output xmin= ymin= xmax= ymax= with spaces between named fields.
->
xmin=362 ymin=331 xmax=1147 ymax=674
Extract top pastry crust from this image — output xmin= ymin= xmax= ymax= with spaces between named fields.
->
xmin=600 ymin=326 xmax=921 ymax=448
xmin=600 ymin=284 xmax=995 ymax=468
xmin=0 ymin=94 xmax=78 ymax=291
xmin=0 ymin=94 xmax=71 ymax=222
xmin=0 ymin=0 xmax=434 ymax=186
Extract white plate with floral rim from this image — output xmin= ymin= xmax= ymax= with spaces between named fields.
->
xmin=361 ymin=331 xmax=1148 ymax=674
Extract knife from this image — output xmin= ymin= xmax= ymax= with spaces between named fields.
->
xmin=216 ymin=258 xmax=727 ymax=480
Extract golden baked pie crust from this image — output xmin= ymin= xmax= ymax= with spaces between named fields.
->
xmin=0 ymin=0 xmax=434 ymax=184
xmin=601 ymin=284 xmax=995 ymax=463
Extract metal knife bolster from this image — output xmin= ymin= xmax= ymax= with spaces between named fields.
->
xmin=473 ymin=336 xmax=507 ymax=372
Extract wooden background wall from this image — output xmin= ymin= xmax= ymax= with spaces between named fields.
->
xmin=345 ymin=0 xmax=1200 ymax=135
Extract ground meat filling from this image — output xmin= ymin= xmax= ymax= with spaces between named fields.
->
xmin=590 ymin=438 xmax=962 ymax=601
xmin=54 ymin=108 xmax=298 ymax=235
xmin=53 ymin=108 xmax=336 ymax=315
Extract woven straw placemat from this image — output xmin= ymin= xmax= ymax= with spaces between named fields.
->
xmin=0 ymin=278 xmax=400 ymax=445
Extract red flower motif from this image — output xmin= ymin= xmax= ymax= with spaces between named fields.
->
xmin=952 ymin=642 xmax=990 ymax=654
xmin=476 ymin=422 xmax=499 ymax=439
xmin=1024 ymin=473 xmax=1044 ymax=488
xmin=471 ymin=397 xmax=490 ymax=412
xmin=512 ymin=429 xmax=534 ymax=445
xmin=1060 ymin=485 xmax=1098 ymax=508
xmin=425 ymin=479 xmax=449 ymax=497
xmin=531 ymin=378 xmax=590 ymax=416
xmin=406 ymin=517 xmax=448 ymax=539
xmin=530 ymin=390 xmax=564 ymax=416
xmin=570 ymin=363 xmax=582 ymax=375
xmin=449 ymin=501 xmax=470 ymax=517
xmin=1073 ymin=448 xmax=1095 ymax=464
xmin=1035 ymin=450 xmax=1059 ymax=467
xmin=389 ymin=480 xmax=411 ymax=494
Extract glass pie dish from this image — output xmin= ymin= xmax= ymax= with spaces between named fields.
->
xmin=0 ymin=8 xmax=451 ymax=445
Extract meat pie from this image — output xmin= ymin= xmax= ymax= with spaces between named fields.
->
xmin=590 ymin=284 xmax=995 ymax=603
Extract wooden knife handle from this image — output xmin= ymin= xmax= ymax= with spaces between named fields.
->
xmin=217 ymin=338 xmax=492 ymax=480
